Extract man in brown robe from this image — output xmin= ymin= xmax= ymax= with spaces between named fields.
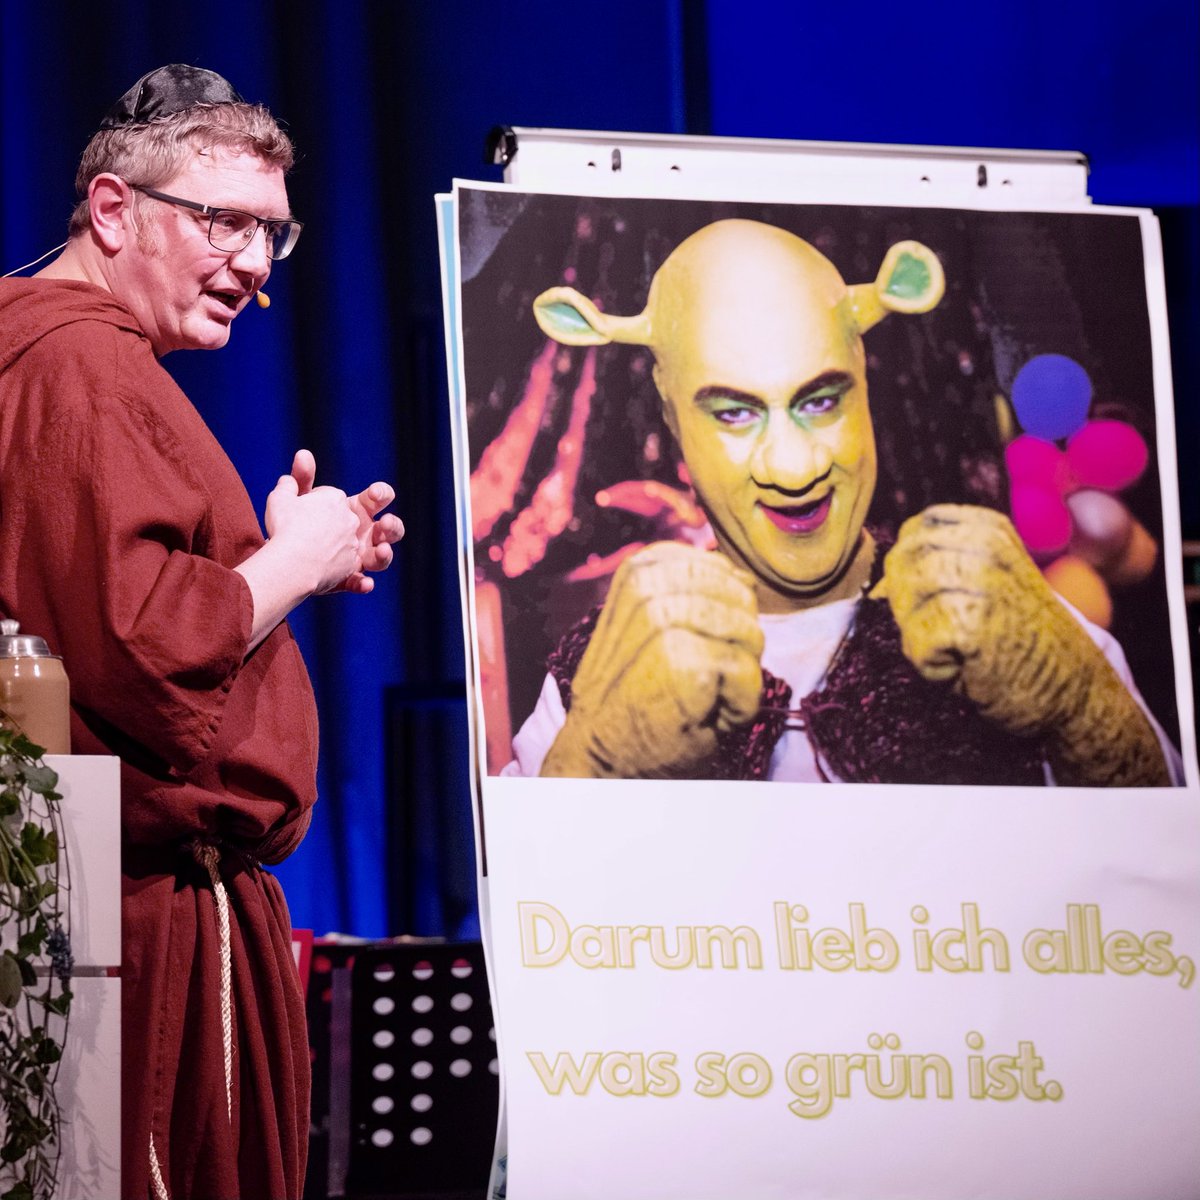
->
xmin=0 ymin=66 xmax=403 ymax=1198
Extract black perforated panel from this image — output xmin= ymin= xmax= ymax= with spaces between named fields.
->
xmin=345 ymin=942 xmax=499 ymax=1197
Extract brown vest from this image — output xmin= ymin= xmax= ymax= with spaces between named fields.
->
xmin=547 ymin=551 xmax=1047 ymax=786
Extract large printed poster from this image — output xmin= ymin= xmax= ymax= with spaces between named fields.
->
xmin=441 ymin=180 xmax=1200 ymax=1199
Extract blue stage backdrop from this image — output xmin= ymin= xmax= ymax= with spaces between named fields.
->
xmin=1 ymin=0 xmax=1196 ymax=937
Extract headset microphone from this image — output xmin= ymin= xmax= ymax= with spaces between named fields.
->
xmin=255 ymin=291 xmax=271 ymax=309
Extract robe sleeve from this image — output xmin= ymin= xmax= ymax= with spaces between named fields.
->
xmin=8 ymin=329 xmax=255 ymax=775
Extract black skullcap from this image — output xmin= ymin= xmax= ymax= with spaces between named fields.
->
xmin=98 ymin=64 xmax=244 ymax=130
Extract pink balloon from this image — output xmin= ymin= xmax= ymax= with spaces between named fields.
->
xmin=1005 ymin=435 xmax=1072 ymax=494
xmin=1067 ymin=420 xmax=1148 ymax=492
xmin=1011 ymin=484 xmax=1072 ymax=555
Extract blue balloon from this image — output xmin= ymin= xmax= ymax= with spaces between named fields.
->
xmin=1011 ymin=354 xmax=1093 ymax=441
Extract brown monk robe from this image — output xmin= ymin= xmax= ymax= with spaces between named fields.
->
xmin=0 ymin=277 xmax=315 ymax=1199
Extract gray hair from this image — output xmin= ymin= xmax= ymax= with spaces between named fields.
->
xmin=69 ymin=102 xmax=294 ymax=236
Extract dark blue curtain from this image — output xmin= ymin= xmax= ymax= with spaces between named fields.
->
xmin=0 ymin=0 xmax=687 ymax=937
xmin=701 ymin=0 xmax=1200 ymax=534
xmin=3 ymin=0 xmax=1196 ymax=937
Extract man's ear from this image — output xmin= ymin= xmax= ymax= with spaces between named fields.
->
xmin=87 ymin=173 xmax=134 ymax=252
xmin=533 ymin=286 xmax=652 ymax=347
xmin=846 ymin=240 xmax=945 ymax=334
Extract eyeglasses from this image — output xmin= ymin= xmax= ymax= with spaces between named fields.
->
xmin=132 ymin=186 xmax=303 ymax=260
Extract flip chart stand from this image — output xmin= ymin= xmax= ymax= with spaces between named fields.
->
xmin=486 ymin=125 xmax=1092 ymax=209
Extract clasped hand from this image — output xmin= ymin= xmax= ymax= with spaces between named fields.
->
xmin=265 ymin=449 xmax=405 ymax=596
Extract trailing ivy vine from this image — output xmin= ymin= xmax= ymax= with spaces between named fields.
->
xmin=0 ymin=726 xmax=71 ymax=1200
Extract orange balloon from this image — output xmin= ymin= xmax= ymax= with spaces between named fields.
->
xmin=1107 ymin=519 xmax=1158 ymax=586
xmin=1043 ymin=555 xmax=1113 ymax=629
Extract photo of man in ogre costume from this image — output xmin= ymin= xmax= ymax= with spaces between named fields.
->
xmin=459 ymin=196 xmax=1182 ymax=787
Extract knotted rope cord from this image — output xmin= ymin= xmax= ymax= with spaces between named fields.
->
xmin=149 ymin=1133 xmax=171 ymax=1200
xmin=146 ymin=843 xmax=235 ymax=1200
xmin=191 ymin=841 xmax=234 ymax=1124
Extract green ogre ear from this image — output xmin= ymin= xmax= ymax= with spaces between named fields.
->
xmin=876 ymin=240 xmax=946 ymax=313
xmin=845 ymin=240 xmax=946 ymax=335
xmin=533 ymin=286 xmax=653 ymax=347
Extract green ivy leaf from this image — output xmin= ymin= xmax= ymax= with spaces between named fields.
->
xmin=45 ymin=991 xmax=72 ymax=1017
xmin=34 ymin=1037 xmax=61 ymax=1065
xmin=17 ymin=924 xmax=45 ymax=958
xmin=19 ymin=823 xmax=55 ymax=867
xmin=9 ymin=733 xmax=45 ymax=760
xmin=1 ymin=731 xmax=68 ymax=1197
xmin=0 ymin=952 xmax=23 ymax=1007
xmin=19 ymin=763 xmax=57 ymax=795
xmin=0 ymin=1131 xmax=32 ymax=1162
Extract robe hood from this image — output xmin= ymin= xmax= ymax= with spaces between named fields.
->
xmin=0 ymin=278 xmax=146 ymax=373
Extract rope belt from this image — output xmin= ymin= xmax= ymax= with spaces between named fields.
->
xmin=149 ymin=1134 xmax=170 ymax=1200
xmin=148 ymin=841 xmax=235 ymax=1200
xmin=191 ymin=841 xmax=235 ymax=1124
